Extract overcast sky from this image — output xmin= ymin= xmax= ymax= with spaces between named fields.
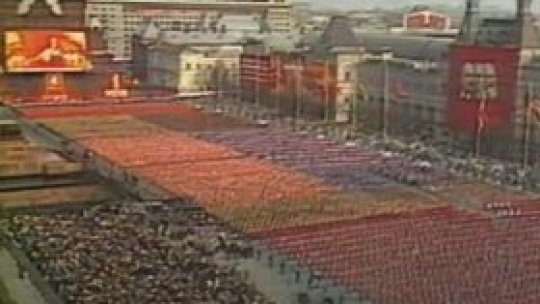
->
xmin=305 ymin=0 xmax=540 ymax=12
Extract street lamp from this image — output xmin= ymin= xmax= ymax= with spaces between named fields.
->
xmin=295 ymin=55 xmax=303 ymax=130
xmin=217 ymin=66 xmax=223 ymax=102
xmin=255 ymin=54 xmax=261 ymax=107
xmin=522 ymin=82 xmax=536 ymax=168
xmin=381 ymin=48 xmax=393 ymax=142
xmin=324 ymin=60 xmax=331 ymax=122
xmin=273 ymin=55 xmax=281 ymax=116
xmin=353 ymin=82 xmax=369 ymax=132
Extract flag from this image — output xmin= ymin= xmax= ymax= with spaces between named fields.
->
xmin=478 ymin=100 xmax=488 ymax=132
xmin=302 ymin=61 xmax=338 ymax=100
xmin=391 ymin=80 xmax=409 ymax=99
xmin=532 ymin=101 xmax=540 ymax=121
xmin=240 ymin=53 xmax=281 ymax=93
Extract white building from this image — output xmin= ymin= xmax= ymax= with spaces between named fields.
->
xmin=86 ymin=0 xmax=294 ymax=60
xmin=134 ymin=23 xmax=244 ymax=93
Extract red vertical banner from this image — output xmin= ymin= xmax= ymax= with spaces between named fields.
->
xmin=278 ymin=57 xmax=297 ymax=92
xmin=391 ymin=79 xmax=409 ymax=100
xmin=302 ymin=60 xmax=338 ymax=100
xmin=447 ymin=44 xmax=520 ymax=133
xmin=274 ymin=56 xmax=283 ymax=93
xmin=533 ymin=103 xmax=540 ymax=120
xmin=240 ymin=53 xmax=281 ymax=92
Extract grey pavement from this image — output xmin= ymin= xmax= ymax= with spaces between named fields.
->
xmin=0 ymin=247 xmax=48 ymax=304
xmin=240 ymin=247 xmax=366 ymax=304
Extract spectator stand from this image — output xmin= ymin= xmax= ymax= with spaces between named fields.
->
xmin=9 ymin=113 xmax=173 ymax=202
xmin=0 ymin=217 xmax=63 ymax=304
xmin=2 ymin=201 xmax=267 ymax=303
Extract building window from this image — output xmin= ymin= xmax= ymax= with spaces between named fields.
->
xmin=185 ymin=63 xmax=192 ymax=71
xmin=344 ymin=71 xmax=351 ymax=82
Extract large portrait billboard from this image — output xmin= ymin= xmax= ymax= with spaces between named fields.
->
xmin=5 ymin=30 xmax=92 ymax=72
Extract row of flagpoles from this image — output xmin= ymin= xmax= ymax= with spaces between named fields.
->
xmin=238 ymin=52 xmax=538 ymax=168
xmin=240 ymin=53 xmax=340 ymax=123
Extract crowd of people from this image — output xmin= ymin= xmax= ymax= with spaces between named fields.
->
xmin=4 ymin=201 xmax=271 ymax=303
xmin=211 ymin=100 xmax=539 ymax=192
xmin=364 ymin=135 xmax=540 ymax=192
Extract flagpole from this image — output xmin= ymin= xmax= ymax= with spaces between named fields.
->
xmin=274 ymin=56 xmax=280 ymax=115
xmin=382 ymin=52 xmax=391 ymax=142
xmin=216 ymin=64 xmax=222 ymax=110
xmin=474 ymin=85 xmax=487 ymax=158
xmin=295 ymin=55 xmax=302 ymax=130
xmin=352 ymin=75 xmax=359 ymax=132
xmin=522 ymin=82 xmax=533 ymax=168
xmin=255 ymin=54 xmax=260 ymax=107
xmin=324 ymin=61 xmax=330 ymax=122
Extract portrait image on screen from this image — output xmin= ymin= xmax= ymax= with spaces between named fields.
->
xmin=5 ymin=30 xmax=92 ymax=72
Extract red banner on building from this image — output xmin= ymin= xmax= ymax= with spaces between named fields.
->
xmin=302 ymin=60 xmax=338 ymax=100
xmin=447 ymin=44 xmax=520 ymax=133
xmin=240 ymin=53 xmax=341 ymax=100
xmin=240 ymin=53 xmax=281 ymax=91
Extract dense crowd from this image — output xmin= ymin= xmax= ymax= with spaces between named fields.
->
xmin=259 ymin=205 xmax=540 ymax=304
xmin=196 ymin=129 xmax=453 ymax=190
xmin=365 ymin=135 xmax=540 ymax=191
xmin=5 ymin=201 xmax=270 ymax=303
xmin=195 ymin=99 xmax=540 ymax=192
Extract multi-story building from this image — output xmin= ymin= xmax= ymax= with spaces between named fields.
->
xmin=358 ymin=0 xmax=540 ymax=163
xmin=240 ymin=0 xmax=540 ymax=164
xmin=403 ymin=5 xmax=452 ymax=31
xmin=86 ymin=0 xmax=293 ymax=60
xmin=240 ymin=16 xmax=362 ymax=122
xmin=133 ymin=22 xmax=244 ymax=93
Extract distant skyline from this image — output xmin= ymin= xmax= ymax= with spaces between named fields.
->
xmin=303 ymin=0 xmax=540 ymax=12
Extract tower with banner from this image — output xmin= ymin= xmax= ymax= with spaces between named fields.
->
xmin=0 ymin=0 xmax=119 ymax=102
xmin=447 ymin=0 xmax=540 ymax=159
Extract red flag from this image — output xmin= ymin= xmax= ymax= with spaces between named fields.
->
xmin=391 ymin=80 xmax=409 ymax=99
xmin=478 ymin=100 xmax=488 ymax=132
xmin=532 ymin=102 xmax=540 ymax=121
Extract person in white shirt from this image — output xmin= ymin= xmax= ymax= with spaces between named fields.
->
xmin=17 ymin=0 xmax=63 ymax=16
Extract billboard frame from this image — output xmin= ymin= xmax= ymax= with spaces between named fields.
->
xmin=2 ymin=26 xmax=93 ymax=74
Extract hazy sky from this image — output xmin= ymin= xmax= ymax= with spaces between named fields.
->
xmin=305 ymin=0 xmax=540 ymax=12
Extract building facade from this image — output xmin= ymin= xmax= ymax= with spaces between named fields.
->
xmin=240 ymin=16 xmax=362 ymax=122
xmin=403 ymin=6 xmax=452 ymax=31
xmin=133 ymin=24 xmax=243 ymax=93
xmin=357 ymin=0 xmax=540 ymax=163
xmin=448 ymin=0 xmax=540 ymax=161
xmin=86 ymin=0 xmax=293 ymax=60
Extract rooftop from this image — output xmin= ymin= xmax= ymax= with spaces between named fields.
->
xmin=88 ymin=0 xmax=292 ymax=7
